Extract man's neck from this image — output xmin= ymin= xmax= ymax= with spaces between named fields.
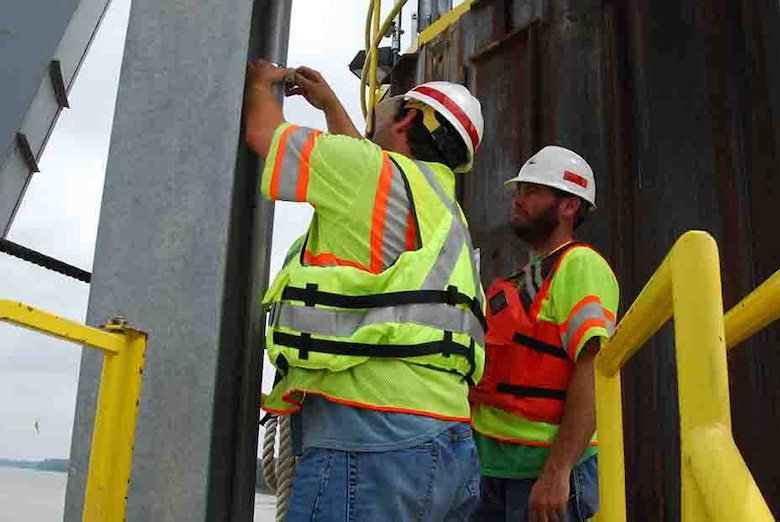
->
xmin=529 ymin=230 xmax=575 ymax=260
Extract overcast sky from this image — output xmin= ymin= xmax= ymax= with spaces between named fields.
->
xmin=0 ymin=0 xmax=426 ymax=460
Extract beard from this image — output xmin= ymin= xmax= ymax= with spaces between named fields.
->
xmin=511 ymin=203 xmax=560 ymax=244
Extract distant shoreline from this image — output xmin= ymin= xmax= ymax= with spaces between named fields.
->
xmin=1 ymin=458 xmax=274 ymax=493
xmin=0 ymin=458 xmax=69 ymax=473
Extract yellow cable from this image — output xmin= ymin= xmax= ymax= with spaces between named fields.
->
xmin=367 ymin=0 xmax=381 ymax=134
xmin=360 ymin=0 xmax=409 ymax=123
xmin=361 ymin=0 xmax=375 ymax=118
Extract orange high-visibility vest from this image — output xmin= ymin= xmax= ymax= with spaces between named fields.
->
xmin=470 ymin=243 xmax=598 ymax=424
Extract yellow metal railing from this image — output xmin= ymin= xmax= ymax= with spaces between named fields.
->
xmin=360 ymin=0 xmax=478 ymax=134
xmin=594 ymin=231 xmax=773 ymax=521
xmin=0 ymin=300 xmax=147 ymax=522
xmin=725 ymin=268 xmax=780 ymax=350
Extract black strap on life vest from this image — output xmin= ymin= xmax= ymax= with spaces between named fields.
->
xmin=273 ymin=329 xmax=477 ymax=382
xmin=513 ymin=333 xmax=571 ymax=361
xmin=281 ymin=283 xmax=487 ymax=333
xmin=496 ymin=383 xmax=567 ymax=401
xmin=491 ymin=335 xmax=571 ymax=401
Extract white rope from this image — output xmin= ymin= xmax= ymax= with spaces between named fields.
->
xmin=275 ymin=414 xmax=295 ymax=522
xmin=261 ymin=415 xmax=279 ymax=493
xmin=261 ymin=414 xmax=295 ymax=522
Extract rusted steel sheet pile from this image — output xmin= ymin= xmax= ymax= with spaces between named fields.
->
xmin=389 ymin=0 xmax=780 ymax=518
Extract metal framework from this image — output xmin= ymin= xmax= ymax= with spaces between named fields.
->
xmin=0 ymin=0 xmax=114 ymax=237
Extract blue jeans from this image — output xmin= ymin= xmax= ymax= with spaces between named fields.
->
xmin=286 ymin=423 xmax=481 ymax=521
xmin=472 ymin=455 xmax=599 ymax=521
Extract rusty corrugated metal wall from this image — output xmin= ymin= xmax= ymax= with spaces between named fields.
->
xmin=389 ymin=0 xmax=780 ymax=518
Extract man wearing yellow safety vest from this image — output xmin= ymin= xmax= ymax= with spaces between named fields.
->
xmin=470 ymin=146 xmax=619 ymax=521
xmin=245 ymin=59 xmax=487 ymax=520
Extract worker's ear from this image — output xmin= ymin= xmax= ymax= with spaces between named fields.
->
xmin=559 ymin=195 xmax=581 ymax=221
xmin=392 ymin=108 xmax=417 ymax=135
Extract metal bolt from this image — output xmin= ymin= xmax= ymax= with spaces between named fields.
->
xmin=107 ymin=315 xmax=128 ymax=327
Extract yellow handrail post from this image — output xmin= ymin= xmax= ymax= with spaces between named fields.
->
xmin=593 ymin=231 xmax=773 ymax=521
xmin=670 ymin=234 xmax=774 ymax=520
xmin=0 ymin=300 xmax=147 ymax=522
xmin=594 ymin=366 xmax=626 ymax=522
xmin=669 ymin=233 xmax=731 ymax=519
xmin=595 ymin=247 xmax=673 ymax=522
xmin=82 ymin=324 xmax=147 ymax=522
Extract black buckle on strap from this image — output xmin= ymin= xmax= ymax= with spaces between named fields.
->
xmin=464 ymin=338 xmax=476 ymax=386
xmin=446 ymin=285 xmax=459 ymax=306
xmin=299 ymin=333 xmax=311 ymax=360
xmin=304 ymin=283 xmax=318 ymax=307
xmin=441 ymin=331 xmax=453 ymax=357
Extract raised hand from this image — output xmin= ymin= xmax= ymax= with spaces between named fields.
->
xmin=286 ymin=66 xmax=339 ymax=111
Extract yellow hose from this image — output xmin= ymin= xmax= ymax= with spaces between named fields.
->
xmin=361 ymin=0 xmax=409 ymax=122
xmin=360 ymin=0 xmax=375 ymax=119
xmin=365 ymin=0 xmax=374 ymax=55
xmin=367 ymin=0 xmax=381 ymax=134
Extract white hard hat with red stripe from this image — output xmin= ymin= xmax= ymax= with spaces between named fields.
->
xmin=375 ymin=81 xmax=484 ymax=173
xmin=404 ymin=82 xmax=484 ymax=173
xmin=504 ymin=145 xmax=597 ymax=209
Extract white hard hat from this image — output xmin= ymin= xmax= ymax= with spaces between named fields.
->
xmin=504 ymin=145 xmax=597 ymax=209
xmin=375 ymin=81 xmax=484 ymax=173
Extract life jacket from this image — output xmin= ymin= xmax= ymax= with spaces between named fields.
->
xmin=261 ymin=154 xmax=486 ymax=420
xmin=469 ymin=242 xmax=590 ymax=424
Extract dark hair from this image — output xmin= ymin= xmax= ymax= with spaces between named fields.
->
xmin=394 ymin=106 xmax=468 ymax=170
xmin=552 ymin=188 xmax=590 ymax=229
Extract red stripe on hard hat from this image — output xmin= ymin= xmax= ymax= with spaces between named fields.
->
xmin=411 ymin=85 xmax=479 ymax=150
xmin=564 ymin=170 xmax=588 ymax=189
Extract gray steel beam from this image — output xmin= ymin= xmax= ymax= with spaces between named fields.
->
xmin=0 ymin=0 xmax=114 ymax=237
xmin=227 ymin=0 xmax=292 ymax=519
xmin=63 ymin=0 xmax=290 ymax=520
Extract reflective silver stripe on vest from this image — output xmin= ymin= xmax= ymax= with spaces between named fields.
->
xmin=276 ymin=127 xmax=318 ymax=200
xmin=415 ymin=161 xmax=482 ymax=305
xmin=283 ymin=240 xmax=304 ymax=268
xmin=272 ymin=301 xmax=484 ymax=344
xmin=298 ymin=157 xmax=412 ymax=271
xmin=381 ymin=160 xmax=415 ymax=267
xmin=560 ymin=302 xmax=616 ymax=352
xmin=421 ymin=213 xmax=464 ymax=290
xmin=277 ymin=159 xmax=484 ymax=347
